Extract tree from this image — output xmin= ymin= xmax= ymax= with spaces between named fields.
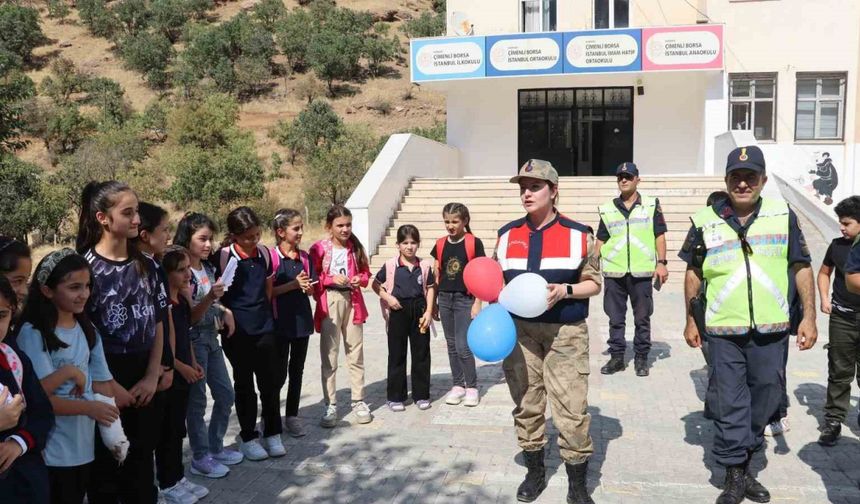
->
xmin=39 ymin=57 xmax=86 ymax=105
xmin=0 ymin=70 xmax=35 ymax=155
xmin=83 ymin=77 xmax=133 ymax=128
xmin=305 ymin=125 xmax=376 ymax=219
xmin=185 ymin=0 xmax=214 ymax=19
xmin=306 ymin=6 xmax=372 ymax=95
xmin=252 ymin=0 xmax=287 ymax=31
xmin=78 ymin=0 xmax=121 ymax=39
xmin=363 ymin=24 xmax=400 ymax=77
xmin=45 ymin=104 xmax=93 ymax=156
xmin=268 ymin=119 xmax=300 ymax=164
xmin=150 ymin=0 xmax=190 ymax=43
xmin=166 ymin=93 xmax=239 ymax=148
xmin=0 ymin=155 xmax=44 ymax=238
xmin=0 ymin=4 xmax=44 ymax=66
xmin=47 ymin=0 xmax=71 ymax=22
xmin=120 ymin=31 xmax=174 ymax=88
xmin=294 ymin=73 xmax=324 ymax=105
xmin=403 ymin=11 xmax=445 ymax=39
xmin=274 ymin=8 xmax=311 ymax=71
xmin=115 ymin=0 xmax=152 ymax=38
xmin=235 ymin=55 xmax=272 ymax=97
xmin=287 ymin=98 xmax=343 ymax=156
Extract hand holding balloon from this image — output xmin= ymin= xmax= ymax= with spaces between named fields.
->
xmin=498 ymin=273 xmax=549 ymax=318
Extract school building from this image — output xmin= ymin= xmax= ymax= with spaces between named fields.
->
xmin=348 ymin=0 xmax=858 ymax=271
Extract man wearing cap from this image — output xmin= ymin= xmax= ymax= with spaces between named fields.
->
xmin=496 ymin=160 xmax=602 ymax=504
xmin=680 ymin=146 xmax=817 ymax=504
xmin=595 ymin=162 xmax=669 ymax=377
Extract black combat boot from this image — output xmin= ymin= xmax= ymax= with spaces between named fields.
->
xmin=516 ymin=448 xmax=547 ymax=502
xmin=565 ymin=460 xmax=595 ymax=504
xmin=715 ymin=464 xmax=746 ymax=504
xmin=818 ymin=420 xmax=841 ymax=447
xmin=634 ymin=353 xmax=649 ymax=377
xmin=743 ymin=457 xmax=770 ymax=503
xmin=600 ymin=355 xmax=625 ymax=375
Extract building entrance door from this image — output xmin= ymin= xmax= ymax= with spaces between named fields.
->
xmin=518 ymin=87 xmax=633 ymax=176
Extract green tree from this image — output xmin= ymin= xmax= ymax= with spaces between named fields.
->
xmin=306 ymin=7 xmax=372 ymax=95
xmin=83 ymin=77 xmax=132 ymax=128
xmin=120 ymin=31 xmax=174 ymax=88
xmin=287 ymin=98 xmax=342 ymax=156
xmin=167 ymin=92 xmax=240 ymax=148
xmin=305 ymin=125 xmax=376 ymax=219
xmin=115 ymin=0 xmax=152 ymax=37
xmin=0 ymin=70 xmax=35 ymax=155
xmin=39 ymin=57 xmax=86 ymax=105
xmin=363 ymin=23 xmax=400 ymax=77
xmin=45 ymin=104 xmax=94 ymax=156
xmin=252 ymin=0 xmax=287 ymax=31
xmin=185 ymin=0 xmax=214 ymax=19
xmin=268 ymin=119 xmax=300 ymax=164
xmin=47 ymin=0 xmax=71 ymax=22
xmin=150 ymin=0 xmax=190 ymax=43
xmin=274 ymin=8 xmax=311 ymax=71
xmin=294 ymin=72 xmax=324 ymax=105
xmin=78 ymin=0 xmax=121 ymax=38
xmin=403 ymin=11 xmax=445 ymax=38
xmin=235 ymin=55 xmax=272 ymax=97
xmin=0 ymin=4 xmax=44 ymax=66
xmin=0 ymin=155 xmax=44 ymax=238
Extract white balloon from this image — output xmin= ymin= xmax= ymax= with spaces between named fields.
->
xmin=498 ymin=273 xmax=549 ymax=318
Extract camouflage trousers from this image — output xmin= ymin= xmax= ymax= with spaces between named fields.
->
xmin=502 ymin=319 xmax=594 ymax=463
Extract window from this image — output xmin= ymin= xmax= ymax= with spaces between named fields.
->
xmin=595 ymin=0 xmax=629 ymax=29
xmin=729 ymin=74 xmax=776 ymax=141
xmin=795 ymin=74 xmax=846 ymax=141
xmin=520 ymin=0 xmax=557 ymax=32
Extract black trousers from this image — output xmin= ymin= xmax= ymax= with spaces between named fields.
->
xmin=707 ymin=332 xmax=788 ymax=466
xmin=155 ymin=384 xmax=190 ymax=489
xmin=89 ymin=351 xmax=165 ymax=504
xmin=280 ymin=337 xmax=310 ymax=418
xmin=603 ymin=275 xmax=653 ymax=356
xmin=0 ymin=451 xmax=49 ymax=504
xmin=223 ymin=331 xmax=284 ymax=441
xmin=824 ymin=310 xmax=860 ymax=423
xmin=49 ymin=463 xmax=91 ymax=504
xmin=387 ymin=298 xmax=431 ymax=402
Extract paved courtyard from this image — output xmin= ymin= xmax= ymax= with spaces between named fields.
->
xmin=193 ymin=217 xmax=860 ymax=503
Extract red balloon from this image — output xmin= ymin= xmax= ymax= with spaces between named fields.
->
xmin=463 ymin=257 xmax=504 ymax=303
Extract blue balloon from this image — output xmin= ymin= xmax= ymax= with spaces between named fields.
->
xmin=467 ymin=304 xmax=517 ymax=362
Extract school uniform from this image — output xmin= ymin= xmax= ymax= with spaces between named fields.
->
xmin=216 ymin=244 xmax=282 ymax=442
xmin=376 ymin=257 xmax=435 ymax=403
xmin=17 ymin=322 xmax=113 ymax=504
xmin=0 ymin=340 xmax=54 ymax=504
xmin=272 ymin=247 xmax=316 ymax=418
xmin=84 ymin=250 xmax=163 ymax=504
xmin=155 ymin=296 xmax=194 ymax=490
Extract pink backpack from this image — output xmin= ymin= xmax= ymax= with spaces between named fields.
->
xmin=379 ymin=256 xmax=433 ymax=328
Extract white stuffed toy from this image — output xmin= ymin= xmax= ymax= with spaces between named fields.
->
xmin=94 ymin=393 xmax=130 ymax=464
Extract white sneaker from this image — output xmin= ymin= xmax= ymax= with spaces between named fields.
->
xmin=445 ymin=386 xmax=466 ymax=405
xmin=261 ymin=434 xmax=286 ymax=457
xmin=284 ymin=416 xmax=306 ymax=437
xmin=239 ymin=438 xmax=269 ymax=461
xmin=764 ymin=417 xmax=789 ymax=437
xmin=179 ymin=478 xmax=209 ymax=499
xmin=321 ymin=403 xmax=337 ymax=428
xmin=160 ymin=483 xmax=198 ymax=504
xmin=352 ymin=400 xmax=373 ymax=424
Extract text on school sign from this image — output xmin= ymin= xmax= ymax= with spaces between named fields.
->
xmin=410 ymin=24 xmax=723 ymax=83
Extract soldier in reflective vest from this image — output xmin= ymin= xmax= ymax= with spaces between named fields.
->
xmin=680 ymin=146 xmax=818 ymax=504
xmin=595 ymin=162 xmax=668 ymax=377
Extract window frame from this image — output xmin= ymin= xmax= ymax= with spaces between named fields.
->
xmin=594 ymin=0 xmax=632 ymax=30
xmin=519 ymin=0 xmax=557 ymax=32
xmin=728 ymin=72 xmax=778 ymax=142
xmin=794 ymin=72 xmax=847 ymax=143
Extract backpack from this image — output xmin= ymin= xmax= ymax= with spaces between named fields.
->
xmin=379 ymin=256 xmax=433 ymax=329
xmin=219 ymin=243 xmax=272 ymax=276
xmin=434 ymin=234 xmax=476 ymax=274
xmin=269 ymin=246 xmax=311 ymax=320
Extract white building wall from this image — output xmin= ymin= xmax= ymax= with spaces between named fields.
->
xmin=446 ymin=71 xmax=714 ymax=177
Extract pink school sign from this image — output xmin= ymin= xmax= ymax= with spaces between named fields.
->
xmin=642 ymin=25 xmax=724 ymax=71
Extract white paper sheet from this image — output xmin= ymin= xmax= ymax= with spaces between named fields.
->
xmin=220 ymin=256 xmax=238 ymax=290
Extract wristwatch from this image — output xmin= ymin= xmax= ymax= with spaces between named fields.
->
xmin=566 ymin=284 xmax=574 ymax=296
xmin=657 ymin=259 xmax=668 ymax=265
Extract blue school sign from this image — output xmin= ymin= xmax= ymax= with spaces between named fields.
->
xmin=563 ymin=29 xmax=642 ymax=73
xmin=410 ymin=36 xmax=486 ymax=82
xmin=485 ymin=32 xmax=564 ymax=77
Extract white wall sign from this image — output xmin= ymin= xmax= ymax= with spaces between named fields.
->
xmin=414 ymin=41 xmax=484 ymax=76
xmin=488 ymin=37 xmax=560 ymax=72
xmin=566 ymin=33 xmax=639 ymax=68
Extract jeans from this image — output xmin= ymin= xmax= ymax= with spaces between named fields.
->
xmin=187 ymin=325 xmax=235 ymax=459
xmin=438 ymin=291 xmax=477 ymax=388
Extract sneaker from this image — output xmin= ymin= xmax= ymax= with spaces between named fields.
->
xmin=160 ymin=483 xmax=197 ymax=504
xmin=463 ymin=388 xmax=480 ymax=407
xmin=416 ymin=399 xmax=431 ymax=410
xmin=239 ymin=438 xmax=269 ymax=461
xmin=764 ymin=417 xmax=789 ymax=437
xmin=179 ymin=478 xmax=209 ymax=499
xmin=388 ymin=401 xmax=405 ymax=412
xmin=818 ymin=420 xmax=841 ymax=446
xmin=284 ymin=416 xmax=306 ymax=437
xmin=210 ymin=448 xmax=244 ymax=466
xmin=190 ymin=455 xmax=229 ymax=479
xmin=261 ymin=434 xmax=286 ymax=457
xmin=352 ymin=400 xmax=373 ymax=424
xmin=320 ymin=403 xmax=337 ymax=428
xmin=445 ymin=386 xmax=466 ymax=405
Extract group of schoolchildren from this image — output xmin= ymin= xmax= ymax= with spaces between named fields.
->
xmin=0 ymin=180 xmax=487 ymax=504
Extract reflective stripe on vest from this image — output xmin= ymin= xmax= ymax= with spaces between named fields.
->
xmin=692 ymin=198 xmax=790 ymax=336
xmin=598 ymin=195 xmax=657 ymax=278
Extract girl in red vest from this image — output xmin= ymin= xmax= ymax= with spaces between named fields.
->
xmin=372 ymin=225 xmax=436 ymax=412
xmin=431 ymin=203 xmax=486 ymax=407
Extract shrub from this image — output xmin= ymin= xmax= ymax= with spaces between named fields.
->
xmin=304 ymin=125 xmax=376 ymax=219
xmin=150 ymin=0 xmax=190 ymax=43
xmin=84 ymin=77 xmax=133 ymax=128
xmin=306 ymin=7 xmax=372 ymax=95
xmin=252 ymin=0 xmax=287 ymax=31
xmin=115 ymin=0 xmax=152 ymax=37
xmin=120 ymin=31 xmax=174 ymax=88
xmin=363 ymin=24 xmax=400 ymax=77
xmin=39 ymin=57 xmax=86 ymax=105
xmin=44 ymin=104 xmax=94 ymax=156
xmin=47 ymin=0 xmax=71 ymax=21
xmin=403 ymin=11 xmax=445 ymax=39
xmin=0 ymin=4 xmax=44 ymax=66
xmin=287 ymin=98 xmax=342 ymax=155
xmin=166 ymin=92 xmax=239 ymax=148
xmin=0 ymin=71 xmax=35 ymax=155
xmin=274 ymin=8 xmax=311 ymax=71
xmin=78 ymin=0 xmax=121 ymax=39
xmin=0 ymin=155 xmax=46 ymax=238
xmin=294 ymin=73 xmax=325 ymax=104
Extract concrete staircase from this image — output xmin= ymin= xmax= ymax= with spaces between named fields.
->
xmin=369 ymin=176 xmax=728 ymax=288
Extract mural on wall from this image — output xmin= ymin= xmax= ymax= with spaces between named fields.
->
xmin=808 ymin=152 xmax=839 ymax=205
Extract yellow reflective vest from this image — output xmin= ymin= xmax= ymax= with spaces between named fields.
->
xmin=691 ymin=198 xmax=791 ymax=336
xmin=599 ymin=194 xmax=658 ymax=278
